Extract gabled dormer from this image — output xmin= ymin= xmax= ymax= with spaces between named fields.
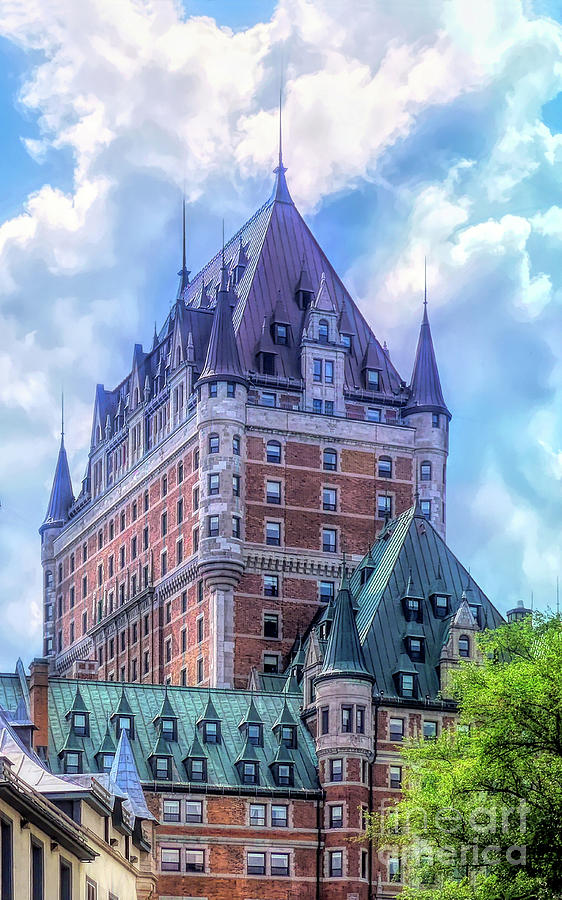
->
xmin=268 ymin=742 xmax=295 ymax=787
xmin=401 ymin=574 xmax=424 ymax=623
xmin=238 ymin=695 xmax=263 ymax=747
xmin=393 ymin=653 xmax=418 ymax=699
xmin=57 ymin=730 xmax=83 ymax=775
xmin=183 ymin=732 xmax=207 ymax=783
xmin=338 ymin=302 xmax=356 ymax=353
xmin=255 ymin=316 xmax=278 ymax=376
xmin=362 ymin=338 xmax=383 ymax=392
xmin=149 ymin=731 xmax=173 ymax=780
xmin=403 ymin=621 xmax=425 ymax=662
xmin=197 ymin=694 xmax=221 ymax=745
xmin=152 ymin=687 xmax=178 ymax=742
xmin=271 ymin=292 xmax=291 ymax=347
xmin=295 ymin=256 xmax=314 ymax=309
xmin=231 ymin=236 xmax=249 ymax=286
xmin=272 ymin=699 xmax=298 ymax=750
xmin=95 ymin=723 xmax=116 ymax=774
xmin=110 ymin=687 xmax=135 ymax=740
xmin=234 ymin=736 xmax=260 ymax=785
xmin=65 ymin=685 xmax=90 ymax=737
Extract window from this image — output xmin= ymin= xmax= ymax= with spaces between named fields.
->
xmin=271 ymin=804 xmax=288 ymax=827
xmin=227 ymin=382 xmax=236 ymax=397
xmin=432 ymin=413 xmax=440 ymax=428
xmin=197 ymin=657 xmax=203 ymax=683
xmin=250 ymin=803 xmax=266 ymax=826
xmin=266 ymin=440 xmax=281 ymax=463
xmin=161 ymin=474 xmax=168 ymax=497
xmin=325 ymin=400 xmax=334 ymax=416
xmin=161 ymin=848 xmax=180 ymax=872
xmin=181 ymin=628 xmax=187 ymax=653
xmin=64 ymin=752 xmax=80 ymax=774
xmin=325 ymin=360 xmax=334 ymax=384
xmin=117 ymin=715 xmax=133 ymax=738
xmin=193 ymin=448 xmax=200 ymax=469
xmin=189 ymin=757 xmax=206 ymax=781
xmin=203 ymin=721 xmax=219 ymax=744
xmin=341 ymin=705 xmax=352 ymax=733
xmin=70 ymin=553 xmax=75 ymax=573
xmin=408 ymin=637 xmax=424 ymax=661
xmin=329 ymin=850 xmax=343 ymax=878
xmin=83 ymin=542 xmax=88 ymax=562
xmin=322 ymin=528 xmax=337 ymax=553
xmin=161 ymin=550 xmax=167 ymax=577
xmin=82 ymin=611 xmax=87 ymax=635
xmin=143 ymin=614 xmax=150 ymax=636
xmin=330 ymin=805 xmax=343 ymax=828
xmin=400 ymin=673 xmax=415 ymax=698
xmin=143 ymin=490 xmax=149 ymax=512
xmin=144 ymin=651 xmax=150 ymax=674
xmin=208 ymin=473 xmax=220 ymax=496
xmin=323 ymin=487 xmax=336 ymax=511
xmin=261 ymin=352 xmax=275 ymax=375
xmin=271 ymin=853 xmax=289 ymax=876
xmin=31 ymin=838 xmax=44 ymax=900
xmin=390 ymin=765 xmax=402 ymax=789
xmin=177 ymin=461 xmax=184 ymax=483
xmin=424 ymin=721 xmax=438 ymax=741
xmin=459 ymin=635 xmax=470 ymax=658
xmin=330 ymin=758 xmax=343 ymax=782
xmin=209 ymin=382 xmax=217 ymax=397
xmin=266 ymin=522 xmax=281 ymax=546
xmin=367 ymin=407 xmax=381 ymax=422
xmin=362 ymin=850 xmax=368 ymax=879
xmin=180 ymin=668 xmax=187 ymax=686
xmin=242 ymin=762 xmax=258 ymax=784
xmin=233 ymin=474 xmax=240 ymax=497
xmin=275 ymin=323 xmax=288 ymax=345
xmin=266 ymin=480 xmax=281 ymax=504
xmin=154 ymin=757 xmax=170 ymax=779
xmin=232 ymin=516 xmax=241 ymax=538
xmin=389 ymin=718 xmax=404 ymax=742
xmin=163 ymin=799 xmax=181 ymax=823
xmin=420 ymin=499 xmax=431 ymax=519
xmin=197 ymin=617 xmax=204 ymax=643
xmin=161 ymin=512 xmax=167 ymax=537
xmin=99 ymin=753 xmax=113 ymax=773
xmin=1 ymin=817 xmax=12 ymax=900
xmin=321 ymin=707 xmax=329 ymax=735
xmin=82 ymin=576 xmax=87 ymax=599
xmin=389 ymin=856 xmax=402 ymax=883
xmin=185 ymin=801 xmax=202 ymax=823
xmin=313 ymin=398 xmax=323 ymax=414
xmin=247 ymin=852 xmax=265 ymax=875
xmin=420 ymin=461 xmax=432 ymax=481
xmin=208 ymin=515 xmax=219 ymax=537
xmin=263 ymin=654 xmax=279 ymax=674
xmin=323 ymin=448 xmax=337 ymax=471
xmin=233 ymin=435 xmax=241 ymax=456
xmin=192 ymin=486 xmax=199 ymax=511
xmin=69 ymin=623 xmax=75 ymax=644
xmin=378 ymin=457 xmax=392 ymax=478
xmin=247 ymin=723 xmax=262 ymax=747
xmin=378 ymin=495 xmax=392 ymax=518
xmin=366 ymin=368 xmax=380 ymax=391
xmin=176 ymin=538 xmax=183 ymax=564
xmin=177 ymin=497 xmax=184 ymax=525
xmin=313 ymin=359 xmax=323 ymax=382
xmin=356 ymin=706 xmax=366 ymax=734
xmin=280 ymin=725 xmax=296 ymax=749
xmin=197 ymin=580 xmax=204 ymax=604
xmin=264 ymin=575 xmax=278 ymax=597
xmin=319 ymin=580 xmax=334 ymax=603
xmin=264 ymin=613 xmax=279 ymax=638
xmin=434 ymin=594 xmax=449 ymax=616
xmin=209 ymin=434 xmax=219 ymax=454
xmin=261 ymin=391 xmax=276 ymax=407
xmin=318 ymin=319 xmax=329 ymax=343
xmin=72 ymin=712 xmax=88 ymax=736
xmin=59 ymin=860 xmax=72 ymax=900
xmin=341 ymin=332 xmax=351 ymax=350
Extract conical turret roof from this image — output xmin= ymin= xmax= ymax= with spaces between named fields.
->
xmin=197 ymin=260 xmax=245 ymax=385
xmin=404 ymin=302 xmax=450 ymax=419
xmin=109 ymin=729 xmax=156 ymax=821
xmin=318 ymin=569 xmax=373 ymax=683
xmin=41 ymin=436 xmax=74 ymax=530
xmin=238 ymin=694 xmax=262 ymax=728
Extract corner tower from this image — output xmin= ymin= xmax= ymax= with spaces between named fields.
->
xmin=402 ymin=289 xmax=450 ymax=538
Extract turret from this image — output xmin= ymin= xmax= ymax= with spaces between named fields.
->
xmin=40 ymin=413 xmax=74 ymax=660
xmin=402 ymin=288 xmax=451 ymax=539
xmin=507 ymin=599 xmax=533 ymax=624
xmin=313 ymin=568 xmax=375 ymax=895
xmin=195 ymin=254 xmax=248 ymax=688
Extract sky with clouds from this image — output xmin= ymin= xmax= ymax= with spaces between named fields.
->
xmin=0 ymin=0 xmax=561 ymax=668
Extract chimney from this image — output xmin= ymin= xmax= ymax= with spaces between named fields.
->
xmin=29 ymin=658 xmax=49 ymax=754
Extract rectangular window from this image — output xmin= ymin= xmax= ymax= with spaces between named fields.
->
xmin=161 ymin=550 xmax=167 ymax=577
xmin=86 ymin=879 xmax=96 ymax=900
xmin=185 ymin=801 xmax=203 ymax=823
xmin=341 ymin=705 xmax=353 ymax=733
xmin=266 ymin=480 xmax=281 ymax=504
xmin=233 ymin=474 xmax=240 ymax=496
xmin=162 ymin=799 xmax=181 ymax=823
xmin=59 ymin=860 xmax=72 ymax=900
xmin=69 ymin=623 xmax=74 ymax=644
xmin=232 ymin=516 xmax=241 ymax=538
xmin=432 ymin=413 xmax=440 ymax=428
xmin=356 ymin=706 xmax=366 ymax=734
xmin=208 ymin=473 xmax=220 ymax=495
xmin=233 ymin=435 xmax=241 ymax=456
xmin=313 ymin=398 xmax=323 ymax=414
xmin=208 ymin=515 xmax=219 ymax=537
xmin=0 ymin=817 xmax=12 ymax=900
xmin=180 ymin=667 xmax=187 ymax=686
xmin=266 ymin=521 xmax=281 ymax=546
xmin=161 ymin=848 xmax=180 ymax=872
xmin=325 ymin=400 xmax=334 ymax=416
xmin=161 ymin=512 xmax=167 ymax=537
xmin=322 ymin=528 xmax=337 ymax=553
xmin=82 ymin=575 xmax=87 ymax=599
xmin=119 ymin=546 xmax=125 ymax=570
xmin=313 ymin=358 xmax=323 ymax=382
xmin=423 ymin=721 xmax=438 ymax=741
xmin=389 ymin=718 xmax=404 ymax=742
xmin=390 ymin=765 xmax=402 ymax=789
xmin=31 ymin=838 xmax=44 ymax=900
xmin=227 ymin=382 xmax=236 ymax=397
xmin=264 ymin=575 xmax=278 ymax=597
xmin=181 ymin=591 xmax=187 ymax=614
xmin=329 ymin=850 xmax=343 ymax=878
xmin=367 ymin=369 xmax=380 ymax=391
xmin=263 ymin=653 xmax=279 ymax=674
xmin=142 ymin=525 xmax=149 ymax=551
xmin=325 ymin=360 xmax=334 ymax=384
xmin=378 ymin=457 xmax=392 ymax=478
xmin=323 ymin=487 xmax=337 ymax=511
xmin=177 ymin=497 xmax=184 ymax=525
xmin=198 ymin=580 xmax=204 ymax=604
xmin=249 ymin=803 xmax=266 ymax=827
xmin=197 ymin=617 xmax=203 ymax=643
xmin=263 ymin=613 xmax=279 ymax=638
xmin=420 ymin=499 xmax=431 ymax=519
xmin=193 ymin=527 xmax=199 ymax=552
xmin=181 ymin=628 xmax=187 ymax=653
xmin=377 ymin=495 xmax=392 ymax=518
xmin=247 ymin=852 xmax=266 ymax=875
xmin=319 ymin=580 xmax=334 ymax=603
xmin=389 ymin=857 xmax=402 ymax=882
xmin=367 ymin=407 xmax=381 ymax=422
xmin=165 ymin=639 xmax=172 ymax=664
xmin=271 ymin=853 xmax=289 ymax=877
xmin=209 ymin=382 xmax=217 ymax=397
xmin=271 ymin=804 xmax=288 ymax=827
xmin=401 ymin=673 xmax=415 ymax=697
xmin=330 ymin=805 xmax=343 ymax=829
xmin=176 ymin=538 xmax=183 ymax=564
xmin=186 ymin=850 xmax=205 ymax=873
xmin=143 ymin=490 xmax=149 ymax=512
xmin=193 ymin=486 xmax=199 ymax=510
xmin=321 ymin=707 xmax=329 ymax=735
xmin=261 ymin=391 xmax=276 ymax=407
xmin=82 ymin=611 xmax=87 ymax=635
xmin=330 ymin=758 xmax=343 ymax=782
xmin=144 ymin=651 xmax=150 ymax=674
xmin=197 ymin=656 xmax=203 ymax=683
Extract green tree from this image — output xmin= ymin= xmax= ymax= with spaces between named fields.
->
xmin=365 ymin=614 xmax=562 ymax=899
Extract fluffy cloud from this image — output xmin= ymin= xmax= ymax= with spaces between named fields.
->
xmin=0 ymin=0 xmax=562 ymax=665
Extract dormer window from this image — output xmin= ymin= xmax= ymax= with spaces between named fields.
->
xmin=404 ymin=597 xmax=422 ymax=622
xmin=469 ymin=604 xmax=481 ymax=625
xmin=399 ymin=673 xmax=415 ymax=698
xmin=153 ymin=756 xmax=171 ymax=780
xmin=63 ymin=751 xmax=81 ymax=775
xmin=261 ymin=353 xmax=275 ymax=375
xmin=244 ymin=723 xmax=261 ymax=747
xmin=434 ymin=595 xmax=449 ymax=617
xmin=459 ymin=635 xmax=470 ymax=658
xmin=72 ymin=712 xmax=89 ymax=737
xmin=117 ymin=715 xmax=134 ymax=739
xmin=280 ymin=725 xmax=297 ymax=749
xmin=99 ymin=753 xmax=114 ymax=773
xmin=273 ymin=763 xmax=294 ymax=787
xmin=161 ymin=718 xmax=177 ymax=741
xmin=366 ymin=369 xmax=380 ymax=391
xmin=241 ymin=762 xmax=258 ymax=785
xmin=186 ymin=757 xmax=207 ymax=782
xmin=203 ymin=721 xmax=220 ymax=744
xmin=360 ymin=566 xmax=374 ymax=586
xmin=274 ymin=324 xmax=288 ymax=345
xmin=318 ymin=320 xmax=329 ymax=343
xmin=341 ymin=333 xmax=352 ymax=351
xmin=407 ymin=637 xmax=424 ymax=662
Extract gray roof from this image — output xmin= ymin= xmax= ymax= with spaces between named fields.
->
xmin=109 ymin=729 xmax=157 ymax=822
xmin=197 ymin=262 xmax=244 ymax=384
xmin=41 ymin=436 xmax=74 ymax=529
xmin=318 ymin=572 xmax=373 ymax=683
xmin=404 ymin=302 xmax=450 ymax=418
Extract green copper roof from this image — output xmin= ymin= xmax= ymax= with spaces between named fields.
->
xmin=0 ymin=673 xmax=25 ymax=712
xmin=153 ymin=687 xmax=176 ymax=723
xmin=238 ymin=695 xmax=262 ymax=728
xmin=66 ymin=685 xmax=89 ymax=717
xmin=48 ymin=681 xmax=318 ymax=793
xmin=268 ymin=742 xmax=293 ymax=766
xmin=111 ymin=686 xmax=134 ymax=719
xmin=149 ymin=732 xmax=173 ymax=759
xmin=318 ymin=572 xmax=372 ymax=682
xmin=273 ymin=698 xmax=297 ymax=730
xmin=234 ymin=734 xmax=259 ymax=764
xmin=196 ymin=693 xmax=221 ymax=724
xmin=96 ymin=724 xmax=116 ymax=757
xmin=282 ymin=670 xmax=300 ymax=694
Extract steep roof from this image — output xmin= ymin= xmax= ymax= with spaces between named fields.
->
xmin=404 ymin=302 xmax=450 ymax=418
xmin=41 ymin=436 xmax=74 ymax=530
xmin=197 ymin=261 xmax=244 ymax=384
xmin=109 ymin=729 xmax=156 ymax=822
xmin=318 ymin=572 xmax=373 ymax=683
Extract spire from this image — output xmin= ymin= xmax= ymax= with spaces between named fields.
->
xmin=41 ymin=405 xmax=74 ymax=531
xmin=109 ymin=729 xmax=156 ymax=821
xmin=404 ymin=274 xmax=450 ymax=419
xmin=271 ymin=83 xmax=293 ymax=205
xmin=197 ymin=236 xmax=245 ymax=386
xmin=317 ymin=567 xmax=373 ymax=683
xmin=152 ymin=321 xmax=158 ymax=349
xmin=177 ymin=194 xmax=190 ymax=299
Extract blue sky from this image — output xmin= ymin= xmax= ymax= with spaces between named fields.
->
xmin=1 ymin=0 xmax=562 ymax=667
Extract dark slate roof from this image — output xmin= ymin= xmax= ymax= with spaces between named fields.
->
xmin=318 ymin=572 xmax=373 ymax=683
xmin=41 ymin=436 xmax=74 ymax=529
xmin=350 ymin=505 xmax=504 ymax=699
xmin=197 ymin=262 xmax=244 ymax=384
xmin=404 ymin=302 xmax=450 ymax=418
xmin=48 ymin=681 xmax=319 ymax=793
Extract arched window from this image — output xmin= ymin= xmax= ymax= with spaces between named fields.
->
xmin=209 ymin=434 xmax=219 ymax=454
xmin=323 ymin=448 xmax=337 ymax=472
xmin=378 ymin=457 xmax=392 ymax=478
xmin=318 ymin=320 xmax=329 ymax=343
xmin=420 ymin=461 xmax=432 ymax=482
xmin=459 ymin=636 xmax=470 ymax=658
xmin=266 ymin=441 xmax=281 ymax=464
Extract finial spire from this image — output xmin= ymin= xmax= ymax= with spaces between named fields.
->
xmin=61 ymin=390 xmax=64 ymax=444
xmin=271 ymin=74 xmax=292 ymax=205
xmin=424 ymin=256 xmax=427 ymax=309
xmin=278 ymin=80 xmax=283 ymax=170
xmin=177 ymin=193 xmax=190 ymax=297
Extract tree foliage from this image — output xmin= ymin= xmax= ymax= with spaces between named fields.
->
xmin=365 ymin=614 xmax=562 ymax=899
